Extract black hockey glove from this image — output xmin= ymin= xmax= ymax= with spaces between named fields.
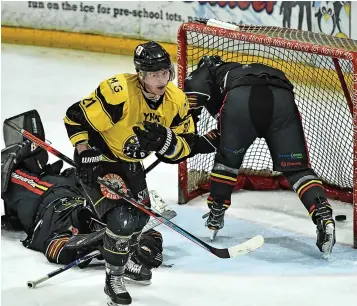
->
xmin=155 ymin=129 xmax=220 ymax=165
xmin=74 ymin=148 xmax=103 ymax=184
xmin=41 ymin=160 xmax=64 ymax=175
xmin=135 ymin=229 xmax=163 ymax=269
xmin=194 ymin=129 xmax=220 ymax=154
xmin=133 ymin=121 xmax=177 ymax=156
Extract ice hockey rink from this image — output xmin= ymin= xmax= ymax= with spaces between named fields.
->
xmin=1 ymin=43 xmax=357 ymax=306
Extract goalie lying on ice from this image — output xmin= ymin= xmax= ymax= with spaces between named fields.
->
xmin=1 ymin=110 xmax=164 ymax=286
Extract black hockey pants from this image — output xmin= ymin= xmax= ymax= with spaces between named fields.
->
xmin=217 ymin=85 xmax=309 ymax=171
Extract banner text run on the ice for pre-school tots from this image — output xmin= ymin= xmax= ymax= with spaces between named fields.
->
xmin=27 ymin=1 xmax=183 ymax=22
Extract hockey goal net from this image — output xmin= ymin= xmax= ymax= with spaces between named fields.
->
xmin=177 ymin=20 xmax=357 ymax=248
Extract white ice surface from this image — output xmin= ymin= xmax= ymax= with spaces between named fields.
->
xmin=1 ymin=44 xmax=356 ymax=306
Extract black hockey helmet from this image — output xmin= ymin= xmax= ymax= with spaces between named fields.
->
xmin=197 ymin=55 xmax=224 ymax=69
xmin=134 ymin=41 xmax=172 ymax=72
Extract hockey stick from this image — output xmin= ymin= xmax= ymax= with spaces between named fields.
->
xmin=3 ymin=119 xmax=161 ymax=176
xmin=4 ymin=121 xmax=264 ymax=259
xmin=27 ymin=251 xmax=100 ymax=288
xmin=98 ymin=177 xmax=264 ymax=258
xmin=144 ymin=158 xmax=161 ymax=174
xmin=27 ymin=207 xmax=176 ymax=289
xmin=88 ymin=193 xmax=177 ymax=233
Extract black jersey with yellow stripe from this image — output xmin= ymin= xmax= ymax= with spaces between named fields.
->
xmin=64 ymin=73 xmax=195 ymax=162
xmin=3 ymin=168 xmax=81 ymax=235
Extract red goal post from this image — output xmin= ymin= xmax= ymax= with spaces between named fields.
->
xmin=176 ymin=19 xmax=357 ymax=248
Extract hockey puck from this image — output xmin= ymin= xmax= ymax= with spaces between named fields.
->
xmin=335 ymin=215 xmax=346 ymax=221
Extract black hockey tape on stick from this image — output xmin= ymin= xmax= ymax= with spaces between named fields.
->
xmin=5 ymin=121 xmax=264 ymax=259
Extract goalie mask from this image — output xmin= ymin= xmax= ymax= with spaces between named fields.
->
xmin=134 ymin=41 xmax=175 ymax=101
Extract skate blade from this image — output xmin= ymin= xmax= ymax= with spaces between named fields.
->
xmin=210 ymin=229 xmax=219 ymax=242
xmin=107 ymin=299 xmax=118 ymax=306
xmin=123 ymin=276 xmax=151 ymax=286
xmin=107 ymin=297 xmax=131 ymax=306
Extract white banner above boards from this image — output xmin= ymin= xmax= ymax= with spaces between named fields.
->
xmin=1 ymin=1 xmax=354 ymax=42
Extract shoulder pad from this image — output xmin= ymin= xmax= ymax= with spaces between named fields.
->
xmin=184 ymin=66 xmax=213 ymax=99
xmin=165 ymin=83 xmax=186 ymax=102
xmin=165 ymin=84 xmax=190 ymax=114
xmin=100 ymin=74 xmax=130 ymax=105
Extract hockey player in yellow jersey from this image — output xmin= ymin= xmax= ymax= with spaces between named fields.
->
xmin=64 ymin=41 xmax=195 ymax=305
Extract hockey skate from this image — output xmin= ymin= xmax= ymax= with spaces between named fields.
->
xmin=203 ymin=201 xmax=226 ymax=242
xmin=104 ymin=263 xmax=132 ymax=305
xmin=314 ymin=206 xmax=336 ymax=254
xmin=124 ymin=255 xmax=152 ymax=285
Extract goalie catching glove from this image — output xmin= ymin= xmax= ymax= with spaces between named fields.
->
xmin=133 ymin=121 xmax=177 ymax=157
xmin=132 ymin=229 xmax=163 ymax=269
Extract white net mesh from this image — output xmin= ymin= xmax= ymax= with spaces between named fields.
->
xmin=179 ymin=22 xmax=355 ymax=197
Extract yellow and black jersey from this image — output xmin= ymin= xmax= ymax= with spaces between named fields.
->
xmin=64 ymin=73 xmax=195 ymax=162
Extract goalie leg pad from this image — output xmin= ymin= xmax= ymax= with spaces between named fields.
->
xmin=1 ymin=143 xmax=24 ymax=196
xmin=51 ymin=227 xmax=105 ymax=265
xmin=3 ymin=110 xmax=48 ymax=175
xmin=44 ymin=235 xmax=100 ymax=265
xmin=64 ymin=227 xmax=105 ymax=250
xmin=1 ymin=140 xmax=48 ymax=196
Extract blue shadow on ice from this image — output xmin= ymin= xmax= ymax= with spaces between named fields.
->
xmin=160 ymin=205 xmax=357 ymax=276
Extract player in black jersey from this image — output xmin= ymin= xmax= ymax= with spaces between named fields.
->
xmin=183 ymin=55 xmax=335 ymax=253
xmin=1 ymin=111 xmax=164 ymax=289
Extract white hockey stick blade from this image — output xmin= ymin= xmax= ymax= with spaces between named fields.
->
xmin=149 ymin=190 xmax=173 ymax=213
xmin=227 ymin=235 xmax=264 ymax=258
